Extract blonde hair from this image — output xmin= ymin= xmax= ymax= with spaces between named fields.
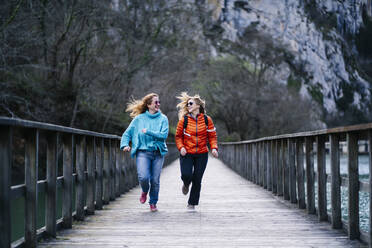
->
xmin=126 ymin=93 xmax=158 ymax=118
xmin=176 ymin=92 xmax=206 ymax=120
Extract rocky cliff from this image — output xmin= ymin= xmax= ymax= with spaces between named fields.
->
xmin=204 ymin=0 xmax=372 ymax=121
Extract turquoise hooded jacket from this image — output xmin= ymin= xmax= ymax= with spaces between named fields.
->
xmin=120 ymin=110 xmax=169 ymax=157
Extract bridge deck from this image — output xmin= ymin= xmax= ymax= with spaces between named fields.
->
xmin=39 ymin=157 xmax=366 ymax=247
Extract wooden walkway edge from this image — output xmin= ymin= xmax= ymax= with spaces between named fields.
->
xmin=38 ymin=157 xmax=367 ymax=248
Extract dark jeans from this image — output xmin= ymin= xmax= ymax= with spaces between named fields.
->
xmin=180 ymin=152 xmax=208 ymax=205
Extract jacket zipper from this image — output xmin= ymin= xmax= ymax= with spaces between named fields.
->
xmin=195 ymin=115 xmax=198 ymax=153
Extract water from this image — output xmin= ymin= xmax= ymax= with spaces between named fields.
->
xmin=11 ymin=186 xmax=75 ymax=242
xmin=313 ymin=154 xmax=370 ymax=232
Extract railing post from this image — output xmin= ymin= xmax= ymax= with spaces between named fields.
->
xmin=0 ymin=126 xmax=12 ymax=248
xmin=95 ymin=138 xmax=104 ymax=210
xmin=330 ymin=134 xmax=341 ymax=229
xmin=296 ymin=138 xmax=306 ymax=209
xmin=46 ymin=132 xmax=58 ymax=237
xmin=25 ymin=129 xmax=39 ymax=248
xmin=246 ymin=144 xmax=250 ymax=180
xmin=283 ymin=139 xmax=290 ymax=201
xmin=86 ymin=136 xmax=96 ymax=215
xmin=62 ymin=134 xmax=74 ymax=228
xmin=369 ymin=130 xmax=372 ymax=245
xmin=103 ymin=139 xmax=110 ymax=204
xmin=124 ymin=154 xmax=130 ymax=190
xmin=248 ymin=144 xmax=252 ymax=181
xmin=277 ymin=140 xmax=283 ymax=196
xmin=119 ymin=148 xmax=125 ymax=194
xmin=347 ymin=132 xmax=359 ymax=239
xmin=288 ymin=138 xmax=297 ymax=204
xmin=306 ymin=137 xmax=315 ymax=214
xmin=109 ymin=139 xmax=115 ymax=201
xmin=267 ymin=141 xmax=272 ymax=191
xmin=263 ymin=142 xmax=267 ymax=189
xmin=317 ymin=135 xmax=327 ymax=221
xmin=272 ymin=140 xmax=277 ymax=194
xmin=255 ymin=143 xmax=259 ymax=185
xmin=76 ymin=135 xmax=86 ymax=221
xmin=115 ymin=141 xmax=121 ymax=197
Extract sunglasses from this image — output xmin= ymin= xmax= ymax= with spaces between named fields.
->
xmin=154 ymin=100 xmax=161 ymax=105
xmin=187 ymin=102 xmax=194 ymax=106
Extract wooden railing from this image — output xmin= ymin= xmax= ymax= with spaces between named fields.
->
xmin=0 ymin=117 xmax=178 ymax=248
xmin=219 ymin=123 xmax=372 ymax=245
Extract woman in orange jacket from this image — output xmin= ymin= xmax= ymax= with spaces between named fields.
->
xmin=175 ymin=92 xmax=218 ymax=210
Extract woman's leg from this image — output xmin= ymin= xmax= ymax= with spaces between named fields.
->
xmin=180 ymin=154 xmax=193 ymax=187
xmin=149 ymin=153 xmax=164 ymax=205
xmin=188 ymin=153 xmax=208 ymax=206
xmin=136 ymin=151 xmax=151 ymax=194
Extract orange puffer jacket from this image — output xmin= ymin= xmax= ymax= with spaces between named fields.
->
xmin=175 ymin=113 xmax=218 ymax=154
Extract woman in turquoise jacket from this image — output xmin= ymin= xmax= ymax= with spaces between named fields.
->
xmin=120 ymin=93 xmax=169 ymax=212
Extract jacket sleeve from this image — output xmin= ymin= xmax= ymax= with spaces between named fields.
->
xmin=175 ymin=118 xmax=185 ymax=151
xmin=145 ymin=116 xmax=169 ymax=140
xmin=206 ymin=116 xmax=218 ymax=150
xmin=120 ymin=118 xmax=136 ymax=149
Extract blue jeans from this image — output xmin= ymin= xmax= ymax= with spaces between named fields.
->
xmin=136 ymin=150 xmax=164 ymax=205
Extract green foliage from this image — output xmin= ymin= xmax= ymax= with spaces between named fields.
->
xmin=308 ymin=83 xmax=324 ymax=106
xmin=287 ymin=74 xmax=302 ymax=92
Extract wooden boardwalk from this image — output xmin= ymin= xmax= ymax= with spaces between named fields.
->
xmin=39 ymin=157 xmax=366 ymax=248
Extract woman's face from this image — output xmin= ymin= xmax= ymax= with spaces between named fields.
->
xmin=187 ymin=98 xmax=199 ymax=113
xmin=148 ymin=96 xmax=160 ymax=113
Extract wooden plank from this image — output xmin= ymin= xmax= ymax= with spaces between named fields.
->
xmin=25 ymin=129 xmax=39 ymax=247
xmin=0 ymin=117 xmax=118 ymax=139
xmin=86 ymin=136 xmax=96 ymax=215
xmin=347 ymin=132 xmax=359 ymax=239
xmin=305 ymin=137 xmax=315 ymax=214
xmin=219 ymin=122 xmax=372 ymax=145
xmin=288 ymin=139 xmax=297 ymax=204
xmin=316 ymin=136 xmax=327 ymax=221
xmin=296 ymin=138 xmax=306 ymax=209
xmin=62 ymin=134 xmax=74 ymax=228
xmin=46 ymin=132 xmax=58 ymax=237
xmin=330 ymin=134 xmax=341 ymax=229
xmin=38 ymin=158 xmax=365 ymax=248
xmin=76 ymin=136 xmax=86 ymax=221
xmin=0 ymin=126 xmax=12 ymax=248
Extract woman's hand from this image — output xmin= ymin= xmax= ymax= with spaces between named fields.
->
xmin=211 ymin=149 xmax=218 ymax=158
xmin=123 ymin=146 xmax=131 ymax=152
xmin=180 ymin=147 xmax=187 ymax=156
xmin=142 ymin=128 xmax=147 ymax=134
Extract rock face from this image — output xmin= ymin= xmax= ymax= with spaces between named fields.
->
xmin=206 ymin=0 xmax=372 ymax=114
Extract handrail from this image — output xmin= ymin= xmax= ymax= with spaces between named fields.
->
xmin=220 ymin=122 xmax=372 ymax=145
xmin=218 ymin=122 xmax=372 ymax=245
xmin=0 ymin=117 xmax=178 ymax=248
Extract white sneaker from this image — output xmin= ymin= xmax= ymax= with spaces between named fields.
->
xmin=187 ymin=204 xmax=195 ymax=210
